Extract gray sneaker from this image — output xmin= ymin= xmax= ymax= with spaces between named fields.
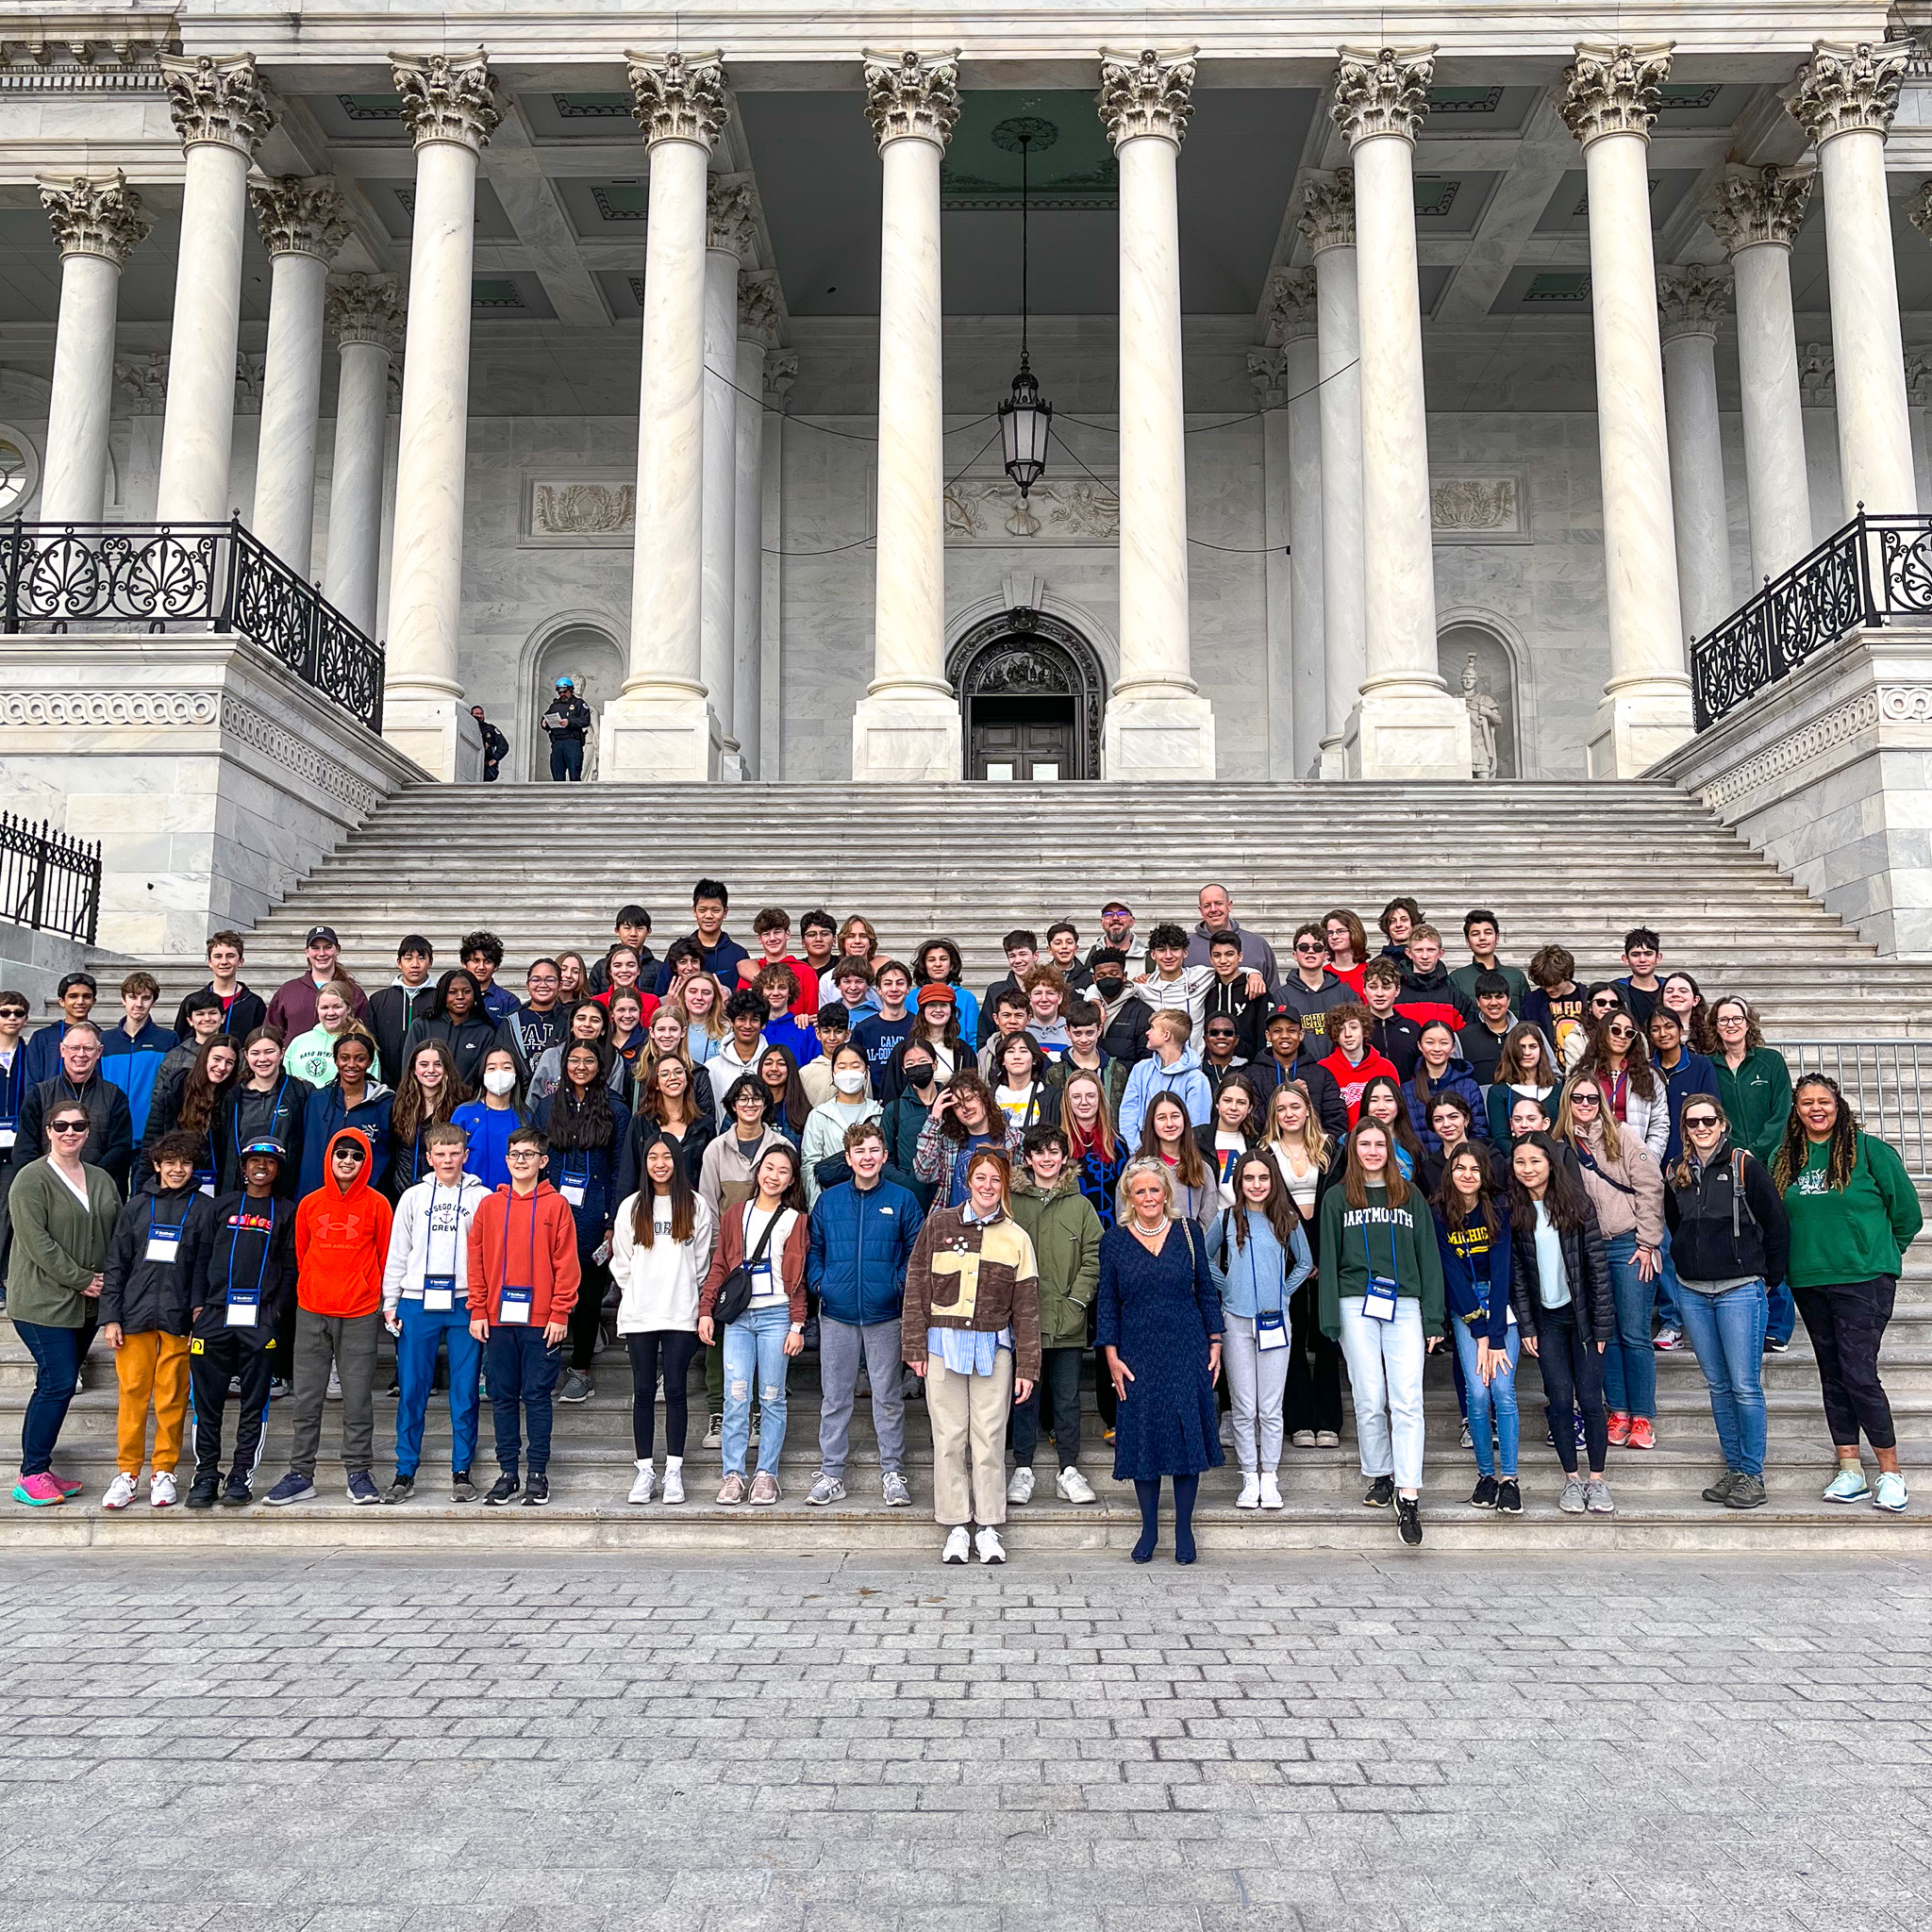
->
xmin=881 ymin=1471 xmax=912 ymax=1507
xmin=1585 ymin=1477 xmax=1615 ymax=1515
xmin=558 ymin=1371 xmax=591 ymax=1404
xmin=1724 ymin=1473 xmax=1767 ymax=1509
xmin=1702 ymin=1470 xmax=1740 ymax=1505
xmin=806 ymin=1473 xmax=846 ymax=1507
xmin=1558 ymin=1475 xmax=1589 ymax=1514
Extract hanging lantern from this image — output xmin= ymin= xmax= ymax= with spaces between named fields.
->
xmin=997 ymin=128 xmax=1053 ymax=499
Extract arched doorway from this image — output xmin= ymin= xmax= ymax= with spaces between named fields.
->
xmin=1436 ymin=624 xmax=1521 ymax=779
xmin=946 ymin=609 xmax=1106 ymax=781
xmin=529 ymin=625 xmax=624 ymax=780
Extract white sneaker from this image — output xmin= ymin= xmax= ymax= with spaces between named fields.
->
xmin=1055 ymin=1467 xmax=1096 ymax=1505
xmin=149 ymin=1471 xmax=177 ymax=1509
xmin=1258 ymin=1473 xmax=1284 ymax=1510
xmin=627 ymin=1459 xmax=656 ymax=1505
xmin=73 ymin=1366 xmax=83 ymax=1394
xmin=326 ymin=1366 xmax=342 ymax=1401
xmin=975 ymin=1525 xmax=1006 ymax=1565
xmin=101 ymin=1472 xmax=137 ymax=1511
xmin=941 ymin=1524 xmax=971 ymax=1564
xmin=661 ymin=1463 xmax=685 ymax=1505
xmin=1235 ymin=1473 xmax=1262 ymax=1509
xmin=1006 ymin=1466 xmax=1035 ymax=1505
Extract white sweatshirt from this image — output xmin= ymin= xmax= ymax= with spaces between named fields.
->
xmin=609 ymin=1190 xmax=717 ymax=1333
xmin=381 ymin=1172 xmax=490 ymax=1315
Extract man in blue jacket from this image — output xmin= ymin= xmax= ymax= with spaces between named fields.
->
xmin=805 ymin=1120 xmax=924 ymax=1508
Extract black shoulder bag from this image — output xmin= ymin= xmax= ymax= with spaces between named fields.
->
xmin=712 ymin=1206 xmax=783 ymax=1326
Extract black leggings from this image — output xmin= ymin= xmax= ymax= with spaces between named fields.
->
xmin=1536 ymin=1308 xmax=1608 ymax=1475
xmin=625 ymin=1331 xmax=701 ymax=1459
xmin=1284 ymin=1277 xmax=1344 ymax=1436
xmin=569 ymin=1256 xmax=611 ymax=1373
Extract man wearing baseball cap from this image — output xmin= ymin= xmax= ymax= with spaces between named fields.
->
xmin=266 ymin=924 xmax=369 ymax=1040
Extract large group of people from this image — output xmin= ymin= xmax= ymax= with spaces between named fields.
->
xmin=1 ymin=877 xmax=1921 ymax=1556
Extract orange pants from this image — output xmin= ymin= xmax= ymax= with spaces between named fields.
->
xmin=114 ymin=1331 xmax=192 ymax=1475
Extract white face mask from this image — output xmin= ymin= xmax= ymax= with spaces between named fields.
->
xmin=483 ymin=1068 xmax=517 ymax=1096
xmin=834 ymin=1065 xmax=867 ymax=1095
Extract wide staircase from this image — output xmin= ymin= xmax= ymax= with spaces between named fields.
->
xmin=12 ymin=778 xmax=1932 ymax=1554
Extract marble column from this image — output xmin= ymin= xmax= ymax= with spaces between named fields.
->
xmin=1262 ymin=267 xmax=1325 ymax=779
xmin=1707 ymin=164 xmax=1816 ymax=583
xmin=605 ymin=51 xmax=726 ymax=782
xmin=1298 ymin=175 xmax=1364 ymax=778
xmin=1334 ymin=47 xmax=1470 ymax=779
xmin=382 ymin=52 xmax=500 ymax=780
xmin=37 ymin=173 xmax=149 ymax=525
xmin=1790 ymin=41 xmax=1916 ymax=519
xmin=156 ymin=54 xmax=275 ymax=525
xmin=734 ymin=269 xmax=782 ymax=780
xmin=704 ymin=175 xmax=758 ymax=780
xmin=1560 ymin=42 xmax=1692 ymax=777
xmin=249 ymin=177 xmax=346 ymax=578
xmin=1094 ymin=50 xmax=1215 ymax=779
xmin=852 ymin=52 xmax=961 ymax=782
xmin=1657 ymin=266 xmax=1735 ymax=644
xmin=324 ymin=274 xmax=403 ymax=638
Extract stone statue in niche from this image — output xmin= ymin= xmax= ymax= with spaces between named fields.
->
xmin=1461 ymin=654 xmax=1501 ymax=780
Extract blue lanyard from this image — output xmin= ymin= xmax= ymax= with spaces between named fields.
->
xmin=1357 ymin=1208 xmax=1399 ymax=1282
xmin=147 ymin=1196 xmax=189 ymax=1240
xmin=0 ymin=1048 xmax=21 ymax=1122
xmin=430 ymin=1181 xmax=461 ymax=1277
xmin=507 ymin=1190 xmax=539 ymax=1289
xmin=225 ymin=1197 xmax=275 ymax=1302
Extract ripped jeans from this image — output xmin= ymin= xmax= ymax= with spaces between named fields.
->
xmin=721 ymin=1303 xmax=791 ymax=1478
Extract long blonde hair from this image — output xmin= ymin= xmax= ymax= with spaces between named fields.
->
xmin=1258 ymin=1079 xmax=1331 ymax=1171
xmin=668 ymin=982 xmax=727 ymax=1043
xmin=1555 ymin=1076 xmax=1624 ymax=1161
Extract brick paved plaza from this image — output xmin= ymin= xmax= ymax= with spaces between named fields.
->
xmin=0 ymin=1551 xmax=1924 ymax=1930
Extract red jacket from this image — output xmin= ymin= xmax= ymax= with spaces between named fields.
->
xmin=1317 ymin=1047 xmax=1400 ymax=1126
xmin=467 ymin=1181 xmax=581 ymax=1326
xmin=293 ymin=1127 xmax=392 ymax=1318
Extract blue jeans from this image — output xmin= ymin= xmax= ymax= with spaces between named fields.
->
xmin=1765 ymin=1278 xmax=1796 ymax=1348
xmin=15 ymin=1320 xmax=80 ymax=1477
xmin=1600 ymin=1230 xmax=1657 ymax=1419
xmin=1450 ymin=1317 xmax=1520 ymax=1479
xmin=1674 ymin=1279 xmax=1769 ymax=1476
xmin=1653 ymin=1225 xmax=1682 ymax=1330
xmin=484 ymin=1324 xmax=562 ymax=1477
xmin=722 ymin=1304 xmax=791 ymax=1478
xmin=394 ymin=1298 xmax=482 ymax=1479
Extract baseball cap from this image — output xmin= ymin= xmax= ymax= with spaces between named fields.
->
xmin=1266 ymin=1002 xmax=1306 ymax=1024
xmin=1101 ymin=900 xmax=1133 ymax=916
xmin=305 ymin=925 xmax=339 ymax=947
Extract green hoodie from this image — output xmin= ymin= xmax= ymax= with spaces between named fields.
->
xmin=1010 ymin=1167 xmax=1102 ymax=1348
xmin=1780 ymin=1132 xmax=1924 ymax=1289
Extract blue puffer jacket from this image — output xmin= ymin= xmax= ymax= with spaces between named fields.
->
xmin=807 ymin=1176 xmax=926 ymax=1327
xmin=299 ymin=1079 xmax=393 ymax=1196
xmin=1402 ymin=1058 xmax=1489 ymax=1158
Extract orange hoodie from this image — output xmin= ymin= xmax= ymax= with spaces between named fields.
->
xmin=293 ymin=1126 xmax=394 ymax=1318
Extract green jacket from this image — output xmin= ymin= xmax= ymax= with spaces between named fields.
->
xmin=1316 ymin=1181 xmax=1445 ymax=1341
xmin=1010 ymin=1169 xmax=1102 ymax=1348
xmin=1780 ymin=1132 xmax=1924 ymax=1289
xmin=1715 ymin=1047 xmax=1792 ymax=1166
xmin=6 ymin=1158 xmax=121 ymax=1327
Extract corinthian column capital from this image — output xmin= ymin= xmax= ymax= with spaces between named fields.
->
xmin=391 ymin=49 xmax=502 ymax=153
xmin=160 ymin=52 xmax=275 ymax=155
xmin=250 ymin=176 xmax=348 ymax=262
xmin=1261 ymin=265 xmax=1318 ymax=345
xmin=1657 ymin=264 xmax=1732 ymax=341
xmin=1560 ymin=42 xmax=1674 ymax=147
xmin=862 ymin=52 xmax=960 ymax=149
xmin=1707 ymin=163 xmax=1815 ymax=253
xmin=627 ymin=50 xmax=729 ymax=150
xmin=738 ymin=268 xmax=784 ymax=348
xmin=707 ymin=174 xmax=760 ymax=258
xmin=326 ymin=273 xmax=405 ymax=352
xmin=1097 ymin=48 xmax=1195 ymax=150
xmin=1296 ymin=170 xmax=1356 ymax=254
xmin=1788 ymin=40 xmax=1910 ymax=146
xmin=39 ymin=171 xmax=150 ymax=266
xmin=1331 ymin=46 xmax=1435 ymax=147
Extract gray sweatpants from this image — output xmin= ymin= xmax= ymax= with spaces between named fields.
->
xmin=288 ymin=1307 xmax=382 ymax=1478
xmin=1223 ymin=1311 xmax=1291 ymax=1474
xmin=817 ymin=1317 xmax=906 ymax=1479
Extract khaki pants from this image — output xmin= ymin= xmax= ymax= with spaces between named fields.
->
xmin=925 ymin=1354 xmax=1013 ymax=1528
xmin=114 ymin=1331 xmax=192 ymax=1476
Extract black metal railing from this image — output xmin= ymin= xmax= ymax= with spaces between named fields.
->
xmin=0 ymin=517 xmax=386 ymax=730
xmin=0 ymin=811 xmax=101 ymax=944
xmin=1691 ymin=511 xmax=1932 ymax=729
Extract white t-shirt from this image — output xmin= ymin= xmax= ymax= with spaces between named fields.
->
xmin=995 ymin=1084 xmax=1035 ymax=1128
xmin=1213 ymin=1130 xmax=1247 ymax=1208
xmin=741 ymin=1203 xmax=799 ymax=1312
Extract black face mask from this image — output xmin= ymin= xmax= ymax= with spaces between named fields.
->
xmin=903 ymin=1061 xmax=934 ymax=1088
xmin=1092 ymin=976 xmax=1124 ymax=1001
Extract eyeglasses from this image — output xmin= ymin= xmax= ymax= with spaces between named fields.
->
xmin=506 ymin=1149 xmax=542 ymax=1162
xmin=49 ymin=1121 xmax=90 ymax=1136
xmin=1683 ymin=1114 xmax=1721 ymax=1130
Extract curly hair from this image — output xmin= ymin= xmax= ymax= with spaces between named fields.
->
xmin=1772 ymin=1074 xmax=1859 ymax=1193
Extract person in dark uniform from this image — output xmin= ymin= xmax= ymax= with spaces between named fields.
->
xmin=540 ymin=677 xmax=591 ymax=783
xmin=471 ymin=706 xmax=510 ymax=783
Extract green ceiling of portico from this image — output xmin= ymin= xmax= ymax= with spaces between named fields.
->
xmin=940 ymin=92 xmax=1118 ymax=211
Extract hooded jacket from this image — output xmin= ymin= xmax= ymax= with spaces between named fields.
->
xmin=293 ymin=1127 xmax=393 ymax=1319
xmin=1270 ymin=972 xmax=1353 ymax=1048
xmin=1315 ymin=1046 xmax=1399 ymax=1127
xmin=382 ymin=1167 xmax=491 ymax=1317
xmin=401 ymin=1008 xmax=502 ymax=1094
xmin=1654 ymin=1048 xmax=1721 ymax=1167
xmin=1117 ymin=1046 xmax=1213 ymax=1152
xmin=1184 ymin=918 xmax=1279 ymax=992
xmin=1010 ymin=1167 xmax=1103 ymax=1348
xmin=367 ymin=979 xmax=438 ymax=1087
xmin=172 ymin=982 xmax=267 ymax=1043
xmin=1394 ymin=962 xmax=1475 ymax=1033
xmin=218 ymin=1074 xmax=309 ymax=1196
xmin=807 ymin=1173 xmax=926 ymax=1327
xmin=532 ymin=1086 xmax=631 ymax=1246
xmin=100 ymin=1173 xmax=216 ymax=1334
xmin=299 ymin=1077 xmax=393 ymax=1195
xmin=1365 ymin=1012 xmax=1423 ymax=1081
xmin=98 ymin=1018 xmax=177 ymax=1141
xmin=468 ymin=1179 xmax=581 ymax=1325
xmin=266 ymin=973 xmax=370 ymax=1041
xmin=186 ymin=1184 xmax=298 ymax=1342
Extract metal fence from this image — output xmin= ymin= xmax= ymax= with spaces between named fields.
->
xmin=1772 ymin=1039 xmax=1932 ymax=1180
xmin=0 ymin=516 xmax=385 ymax=730
xmin=0 ymin=811 xmax=101 ymax=944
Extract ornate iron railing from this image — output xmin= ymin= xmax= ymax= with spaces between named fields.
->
xmin=0 ymin=517 xmax=386 ymax=730
xmin=1691 ymin=511 xmax=1932 ymax=729
xmin=0 ymin=811 xmax=101 ymax=945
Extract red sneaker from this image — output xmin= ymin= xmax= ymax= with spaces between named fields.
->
xmin=1606 ymin=1410 xmax=1632 ymax=1447
xmin=1627 ymin=1416 xmax=1657 ymax=1451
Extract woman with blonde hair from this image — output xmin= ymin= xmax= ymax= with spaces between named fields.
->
xmin=1258 ymin=1080 xmax=1341 ymax=1448
xmin=669 ymin=973 xmax=727 ymax=1062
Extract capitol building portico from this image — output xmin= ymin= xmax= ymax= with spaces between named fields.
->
xmin=2 ymin=4 xmax=1931 ymax=805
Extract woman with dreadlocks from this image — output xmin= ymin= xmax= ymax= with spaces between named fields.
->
xmin=1774 ymin=1074 xmax=1924 ymax=1513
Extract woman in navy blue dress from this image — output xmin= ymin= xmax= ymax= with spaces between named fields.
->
xmin=1097 ymin=1156 xmax=1224 ymax=1563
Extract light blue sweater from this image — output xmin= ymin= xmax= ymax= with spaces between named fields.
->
xmin=1205 ymin=1208 xmax=1314 ymax=1320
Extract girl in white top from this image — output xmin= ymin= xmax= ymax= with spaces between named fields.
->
xmin=611 ymin=1140 xmax=717 ymax=1506
xmin=799 ymin=1043 xmax=882 ymax=1207
xmin=283 ymin=987 xmax=356 ymax=1088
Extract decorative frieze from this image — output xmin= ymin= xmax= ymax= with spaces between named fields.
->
xmin=326 ymin=274 xmax=405 ymax=353
xmin=862 ymin=52 xmax=959 ymax=149
xmin=1788 ymin=40 xmax=1909 ymax=146
xmin=250 ymin=176 xmax=348 ymax=263
xmin=1430 ymin=475 xmax=1529 ymax=542
xmin=941 ymin=475 xmax=1119 ymax=543
xmin=1260 ymin=266 xmax=1317 ymax=345
xmin=160 ymin=51 xmax=275 ymax=155
xmin=38 ymin=171 xmax=149 ymax=265
xmin=1296 ymin=171 xmax=1355 ymax=255
xmin=1097 ymin=49 xmax=1194 ymax=150
xmin=1331 ymin=46 xmax=1435 ymax=147
xmin=737 ymin=269 xmax=784 ymax=348
xmin=1657 ymin=264 xmax=1732 ymax=341
xmin=522 ymin=476 xmax=637 ymax=547
xmin=706 ymin=175 xmax=759 ymax=260
xmin=1559 ymin=42 xmax=1673 ymax=147
xmin=391 ymin=49 xmax=501 ymax=153
xmin=0 ymin=690 xmax=221 ymax=727
xmin=1707 ymin=164 xmax=1814 ymax=255
xmin=627 ymin=50 xmax=728 ymax=150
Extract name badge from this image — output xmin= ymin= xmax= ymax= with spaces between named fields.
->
xmin=500 ymin=1286 xmax=533 ymax=1325
xmin=194 ymin=1167 xmax=217 ymax=1197
xmin=559 ymin=1181 xmax=587 ymax=1208
xmin=225 ymin=1286 xmax=260 ymax=1329
xmin=423 ymin=1274 xmax=456 ymax=1313
xmin=1363 ymin=1275 xmax=1399 ymax=1324
xmin=145 ymin=1228 xmax=182 ymax=1265
xmin=0 ymin=1125 xmax=14 ymax=1152
xmin=1255 ymin=1309 xmax=1289 ymax=1352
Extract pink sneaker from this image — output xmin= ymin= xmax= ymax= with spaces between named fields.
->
xmin=46 ymin=1471 xmax=83 ymax=1499
xmin=12 ymin=1474 xmax=65 ymax=1507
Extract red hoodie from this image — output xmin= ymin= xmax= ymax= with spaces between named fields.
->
xmin=293 ymin=1126 xmax=393 ymax=1318
xmin=1317 ymin=1046 xmax=1399 ymax=1126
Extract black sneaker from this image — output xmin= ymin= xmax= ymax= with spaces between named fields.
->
xmin=484 ymin=1473 xmax=521 ymax=1507
xmin=1363 ymin=1474 xmax=1394 ymax=1508
xmin=1763 ymin=1335 xmax=1790 ymax=1354
xmin=382 ymin=1472 xmax=415 ymax=1506
xmin=1395 ymin=1496 xmax=1423 ymax=1546
xmin=1702 ymin=1470 xmax=1740 ymax=1505
xmin=451 ymin=1471 xmax=477 ymax=1503
xmin=522 ymin=1473 xmax=550 ymax=1507
xmin=1495 ymin=1479 xmax=1523 ymax=1515
xmin=1468 ymin=1474 xmax=1498 ymax=1509
xmin=185 ymin=1473 xmax=221 ymax=1510
xmin=220 ymin=1473 xmax=251 ymax=1508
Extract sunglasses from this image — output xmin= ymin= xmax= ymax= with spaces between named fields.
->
xmin=1606 ymin=1023 xmax=1635 ymax=1038
xmin=1684 ymin=1115 xmax=1721 ymax=1129
xmin=1569 ymin=1093 xmax=1602 ymax=1108
xmin=49 ymin=1121 xmax=90 ymax=1136
xmin=0 ymin=1008 xmax=27 ymax=1021
xmin=1293 ymin=941 xmax=1326 ymax=954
